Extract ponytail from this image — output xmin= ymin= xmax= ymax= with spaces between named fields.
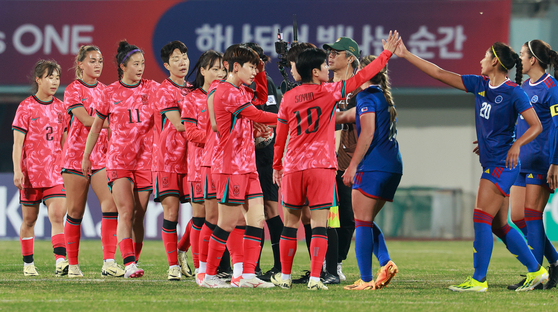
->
xmin=361 ymin=55 xmax=397 ymax=123
xmin=491 ymin=42 xmax=522 ymax=85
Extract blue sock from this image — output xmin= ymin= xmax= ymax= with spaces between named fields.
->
xmin=355 ymin=219 xmax=374 ymax=283
xmin=513 ymin=218 xmax=528 ymax=236
xmin=372 ymin=222 xmax=390 ymax=266
xmin=525 ymin=208 xmax=544 ymax=265
xmin=472 ymin=210 xmax=494 ymax=282
xmin=502 ymin=223 xmax=539 ymax=272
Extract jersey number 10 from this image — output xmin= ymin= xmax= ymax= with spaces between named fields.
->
xmin=480 ymin=102 xmax=491 ymax=120
xmin=294 ymin=106 xmax=322 ymax=135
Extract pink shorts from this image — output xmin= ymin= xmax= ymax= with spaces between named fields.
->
xmin=153 ymin=171 xmax=190 ymax=203
xmin=281 ymin=168 xmax=336 ymax=210
xmin=214 ymin=172 xmax=263 ymax=205
xmin=106 ymin=169 xmax=152 ymax=192
xmin=20 ymin=184 xmax=66 ymax=206
xmin=202 ymin=166 xmax=217 ymax=199
xmin=190 ymin=181 xmax=204 ymax=203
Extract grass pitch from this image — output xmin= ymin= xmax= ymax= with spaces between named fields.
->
xmin=0 ymin=239 xmax=557 ymax=311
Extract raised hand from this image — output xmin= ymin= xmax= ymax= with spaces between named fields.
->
xmin=382 ymin=30 xmax=401 ymax=53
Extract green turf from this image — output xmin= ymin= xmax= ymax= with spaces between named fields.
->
xmin=0 ymin=240 xmax=557 ymax=311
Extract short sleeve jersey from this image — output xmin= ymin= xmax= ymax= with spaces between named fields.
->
xmin=183 ymin=87 xmax=208 ymax=182
xmin=12 ymin=95 xmax=66 ymax=188
xmin=461 ymin=75 xmax=532 ymax=168
xmin=211 ymin=82 xmax=258 ymax=174
xmin=153 ymin=78 xmax=190 ymax=173
xmin=276 ymin=81 xmax=345 ymax=173
xmin=96 ymin=79 xmax=158 ymax=171
xmin=355 ymin=85 xmax=402 ymax=174
xmin=516 ymin=73 xmax=558 ymax=173
xmin=62 ymin=79 xmax=108 ymax=170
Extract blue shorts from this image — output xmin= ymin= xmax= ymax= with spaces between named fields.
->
xmin=481 ymin=166 xmax=520 ymax=197
xmin=513 ymin=172 xmax=553 ymax=193
xmin=352 ymin=171 xmax=401 ymax=202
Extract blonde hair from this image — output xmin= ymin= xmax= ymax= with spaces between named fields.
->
xmin=73 ymin=45 xmax=101 ymax=79
xmin=360 ymin=55 xmax=396 ymax=123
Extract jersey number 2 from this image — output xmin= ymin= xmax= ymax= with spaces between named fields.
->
xmin=480 ymin=102 xmax=491 ymax=120
xmin=294 ymin=106 xmax=322 ymax=135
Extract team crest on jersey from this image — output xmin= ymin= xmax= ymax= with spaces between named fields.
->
xmin=162 ymin=177 xmax=169 ymax=187
xmin=141 ymin=94 xmax=148 ymax=105
xmin=233 ymin=185 xmax=240 ymax=196
xmin=361 ymin=107 xmax=368 ymax=113
xmin=57 ymin=112 xmax=64 ymax=123
xmin=196 ymin=183 xmax=202 ymax=194
xmin=495 ymin=95 xmax=503 ymax=104
xmin=531 ymin=95 xmax=539 ymax=103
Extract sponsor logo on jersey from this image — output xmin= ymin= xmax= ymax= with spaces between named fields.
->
xmin=531 ymin=95 xmax=538 ymax=103
xmin=551 ymin=104 xmax=558 ymax=117
xmin=114 ymin=101 xmax=122 ymax=105
xmin=32 ymin=117 xmax=40 ymax=121
xmin=495 ymin=95 xmax=503 ymax=104
xmin=81 ymin=98 xmax=88 ymax=102
xmin=361 ymin=107 xmax=368 ymax=113
xmin=485 ymin=169 xmax=490 ymax=174
xmin=478 ymin=91 xmax=485 ymax=97
xmin=201 ymin=109 xmax=207 ymax=113
xmin=528 ymin=173 xmax=534 ymax=178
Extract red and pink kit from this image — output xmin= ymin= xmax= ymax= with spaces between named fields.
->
xmin=211 ymin=72 xmax=275 ymax=175
xmin=182 ymin=87 xmax=210 ymax=183
xmin=62 ymin=79 xmax=108 ymax=171
xmin=273 ymin=50 xmax=393 ymax=173
xmin=12 ymin=95 xmax=66 ymax=188
xmin=95 ymin=79 xmax=159 ymax=171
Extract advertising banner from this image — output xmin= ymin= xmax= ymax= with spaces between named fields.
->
xmin=0 ymin=0 xmax=511 ymax=88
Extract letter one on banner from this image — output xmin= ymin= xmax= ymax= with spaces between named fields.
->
xmin=12 ymin=24 xmax=93 ymax=56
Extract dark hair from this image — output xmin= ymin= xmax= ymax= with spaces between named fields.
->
xmin=491 ymin=42 xmax=522 ymax=84
xmin=361 ymin=55 xmax=396 ymax=123
xmin=73 ymin=45 xmax=101 ymax=79
xmin=186 ymin=50 xmax=224 ymax=90
xmin=115 ymin=40 xmax=143 ymax=79
xmin=223 ymin=44 xmax=259 ymax=73
xmin=31 ymin=59 xmax=61 ymax=93
xmin=244 ymin=42 xmax=268 ymax=62
xmin=160 ymin=40 xmax=188 ymax=64
xmin=523 ymin=39 xmax=558 ymax=79
xmin=296 ymin=48 xmax=327 ymax=83
xmin=286 ymin=42 xmax=317 ymax=65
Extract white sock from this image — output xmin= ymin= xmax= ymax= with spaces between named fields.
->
xmin=104 ymin=259 xmax=115 ymax=263
xmin=24 ymin=262 xmax=34 ymax=266
xmin=169 ymin=264 xmax=179 ymax=269
xmin=309 ymin=276 xmax=320 ymax=282
xmin=199 ymin=262 xmax=206 ymax=273
xmin=281 ymin=273 xmax=291 ymax=280
xmin=242 ymin=273 xmax=255 ymax=280
xmin=233 ymin=263 xmax=243 ymax=278
xmin=56 ymin=258 xmax=65 ymax=265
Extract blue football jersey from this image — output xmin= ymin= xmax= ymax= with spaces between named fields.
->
xmin=462 ymin=75 xmax=532 ymax=168
xmin=355 ymin=85 xmax=403 ymax=174
xmin=516 ymin=73 xmax=558 ymax=173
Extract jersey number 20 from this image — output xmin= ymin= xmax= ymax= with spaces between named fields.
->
xmin=480 ymin=102 xmax=491 ymax=120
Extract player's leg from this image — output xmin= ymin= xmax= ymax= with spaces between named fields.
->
xmin=185 ymin=190 xmax=205 ymax=275
xmin=260 ymin=198 xmax=282 ymax=281
xmin=90 ymin=169 xmax=124 ymax=277
xmin=335 ymin=169 xmax=354 ymax=282
xmin=62 ymin=172 xmax=89 ymax=275
xmin=44 ymin=189 xmax=68 ymax=277
xmin=20 ymin=200 xmax=40 ymax=276
xmin=160 ymin=194 xmax=181 ymax=280
xmin=228 ymin=211 xmax=245 ymax=287
xmin=510 ymin=183 xmax=528 ymax=236
xmin=111 ymin=177 xmax=143 ymax=278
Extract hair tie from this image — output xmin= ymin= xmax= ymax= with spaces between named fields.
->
xmin=122 ymin=49 xmax=141 ymax=64
xmin=528 ymin=41 xmax=544 ymax=65
xmin=492 ymin=46 xmax=508 ymax=71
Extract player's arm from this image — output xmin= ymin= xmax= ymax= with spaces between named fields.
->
xmin=82 ymin=114 xmax=104 ymax=176
xmin=238 ymin=104 xmax=277 ymax=125
xmin=342 ymin=112 xmax=375 ymax=187
xmin=394 ymin=39 xmax=465 ymax=91
xmin=12 ymin=130 xmax=25 ymax=189
xmin=207 ymin=92 xmax=218 ymax=132
xmin=509 ymin=107 xmax=542 ymax=169
xmin=163 ymin=110 xmax=185 ymax=132
xmin=272 ymin=119 xmax=288 ymax=188
xmin=70 ymin=106 xmax=108 ymax=128
xmin=252 ymin=61 xmax=269 ymax=105
xmin=336 ymin=107 xmax=356 ymax=124
xmin=182 ymin=118 xmax=205 ymax=144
